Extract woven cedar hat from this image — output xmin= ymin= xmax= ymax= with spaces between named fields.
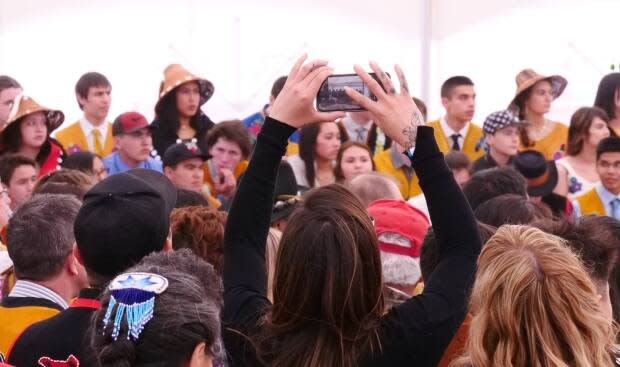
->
xmin=508 ymin=68 xmax=567 ymax=113
xmin=2 ymin=95 xmax=64 ymax=135
xmin=155 ymin=64 xmax=214 ymax=115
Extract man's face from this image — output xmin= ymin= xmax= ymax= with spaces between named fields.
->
xmin=487 ymin=125 xmax=520 ymax=157
xmin=208 ymin=138 xmax=243 ymax=172
xmin=597 ymin=152 xmax=620 ymax=194
xmin=5 ymin=164 xmax=37 ymax=211
xmin=115 ymin=128 xmax=153 ymax=163
xmin=0 ymin=87 xmax=21 ymax=125
xmin=79 ymin=85 xmax=111 ymax=122
xmin=164 ymin=157 xmax=205 ymax=192
xmin=442 ymin=85 xmax=476 ymax=123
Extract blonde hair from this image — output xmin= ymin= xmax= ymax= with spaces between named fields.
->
xmin=452 ymin=225 xmax=617 ymax=367
xmin=265 ymin=227 xmax=282 ymax=302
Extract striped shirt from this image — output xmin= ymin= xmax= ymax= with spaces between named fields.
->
xmin=8 ymin=280 xmax=68 ymax=309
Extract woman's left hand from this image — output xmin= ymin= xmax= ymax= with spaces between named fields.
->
xmin=269 ymin=54 xmax=345 ymax=129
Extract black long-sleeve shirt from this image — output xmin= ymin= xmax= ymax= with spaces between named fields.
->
xmin=223 ymin=117 xmax=482 ymax=366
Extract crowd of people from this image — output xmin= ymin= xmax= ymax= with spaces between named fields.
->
xmin=0 ymin=54 xmax=620 ymax=366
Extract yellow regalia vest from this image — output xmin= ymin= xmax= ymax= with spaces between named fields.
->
xmin=55 ymin=120 xmax=115 ymax=156
xmin=520 ymin=122 xmax=568 ymax=160
xmin=0 ymin=304 xmax=61 ymax=356
xmin=373 ymin=149 xmax=421 ymax=199
xmin=575 ymin=187 xmax=606 ymax=216
xmin=427 ymin=120 xmax=484 ymax=161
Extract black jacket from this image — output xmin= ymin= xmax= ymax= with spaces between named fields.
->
xmin=151 ymin=112 xmax=214 ymax=158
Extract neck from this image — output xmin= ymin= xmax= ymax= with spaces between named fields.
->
xmin=489 ymin=148 xmax=511 ymax=166
xmin=118 ymin=151 xmax=141 ymax=168
xmin=85 ymin=112 xmax=105 ymax=127
xmin=316 ymin=158 xmax=333 ymax=170
xmin=444 ymin=115 xmax=467 ymax=132
xmin=349 ymin=115 xmax=370 ymax=126
xmin=609 ymin=117 xmax=620 ymax=132
xmin=576 ymin=143 xmax=597 ymax=162
xmin=179 ymin=116 xmax=191 ymax=128
xmin=525 ymin=111 xmax=546 ymax=126
xmin=18 ymin=145 xmax=40 ymax=160
xmin=37 ymin=276 xmax=75 ymax=303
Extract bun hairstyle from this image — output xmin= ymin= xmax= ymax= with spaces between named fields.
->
xmin=91 ymin=249 xmax=223 ymax=367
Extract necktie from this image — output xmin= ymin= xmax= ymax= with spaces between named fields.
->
xmin=355 ymin=127 xmax=367 ymax=142
xmin=92 ymin=129 xmax=103 ymax=156
xmin=611 ymin=198 xmax=620 ymax=220
xmin=450 ymin=133 xmax=461 ymax=151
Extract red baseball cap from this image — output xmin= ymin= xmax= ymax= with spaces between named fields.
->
xmin=112 ymin=111 xmax=155 ymax=136
xmin=367 ymin=199 xmax=430 ymax=258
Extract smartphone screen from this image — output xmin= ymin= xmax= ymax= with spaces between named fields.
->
xmin=316 ymin=73 xmax=383 ymax=112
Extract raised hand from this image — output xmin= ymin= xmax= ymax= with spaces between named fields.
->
xmin=345 ymin=62 xmax=425 ymax=150
xmin=269 ymin=54 xmax=345 ymax=129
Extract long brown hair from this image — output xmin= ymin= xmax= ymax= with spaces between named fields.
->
xmin=257 ymin=184 xmax=384 ymax=367
xmin=299 ymin=121 xmax=347 ymax=188
xmin=452 ymin=225 xmax=617 ymax=367
xmin=515 ymin=87 xmax=535 ymax=148
xmin=334 ymin=141 xmax=375 ymax=182
xmin=565 ymin=106 xmax=610 ymax=156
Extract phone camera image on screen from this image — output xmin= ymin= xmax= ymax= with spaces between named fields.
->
xmin=316 ymin=73 xmax=381 ymax=112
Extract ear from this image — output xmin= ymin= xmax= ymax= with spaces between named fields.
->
xmin=440 ymin=97 xmax=450 ymax=109
xmin=113 ymin=136 xmax=121 ymax=149
xmin=76 ymin=93 xmax=87 ymax=109
xmin=485 ymin=133 xmax=495 ymax=147
xmin=74 ymin=246 xmax=86 ymax=267
xmin=269 ymin=95 xmax=275 ymax=105
xmin=66 ymin=243 xmax=80 ymax=276
xmin=164 ymin=166 xmax=174 ymax=178
xmin=186 ymin=342 xmax=212 ymax=367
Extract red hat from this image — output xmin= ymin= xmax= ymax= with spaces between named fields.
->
xmin=367 ymin=199 xmax=430 ymax=258
xmin=112 ymin=112 xmax=154 ymax=136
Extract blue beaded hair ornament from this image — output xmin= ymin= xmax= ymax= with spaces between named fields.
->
xmin=102 ymin=272 xmax=169 ymax=341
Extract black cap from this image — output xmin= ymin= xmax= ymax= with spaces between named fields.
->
xmin=271 ymin=161 xmax=301 ymax=223
xmin=512 ymin=150 xmax=558 ymax=197
xmin=163 ymin=142 xmax=209 ymax=168
xmin=74 ymin=168 xmax=177 ymax=277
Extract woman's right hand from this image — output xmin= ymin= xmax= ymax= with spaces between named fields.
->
xmin=345 ymin=62 xmax=425 ymax=150
xmin=269 ymin=54 xmax=344 ymax=129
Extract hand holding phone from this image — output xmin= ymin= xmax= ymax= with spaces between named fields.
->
xmin=316 ymin=73 xmax=387 ymax=112
xmin=344 ymin=63 xmax=424 ymax=150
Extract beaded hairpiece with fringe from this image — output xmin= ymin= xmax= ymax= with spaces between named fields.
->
xmin=102 ymin=272 xmax=169 ymax=341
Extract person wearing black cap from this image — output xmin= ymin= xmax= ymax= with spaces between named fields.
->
xmin=102 ymin=112 xmax=161 ymax=175
xmin=6 ymin=169 xmax=177 ymax=366
xmin=513 ymin=149 xmax=571 ymax=217
xmin=472 ymin=110 xmax=522 ymax=173
xmin=163 ymin=141 xmax=209 ymax=192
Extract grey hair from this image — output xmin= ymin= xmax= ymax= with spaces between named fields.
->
xmin=7 ymin=193 xmax=81 ymax=280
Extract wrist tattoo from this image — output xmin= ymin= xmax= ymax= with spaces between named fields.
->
xmin=401 ymin=110 xmax=423 ymax=149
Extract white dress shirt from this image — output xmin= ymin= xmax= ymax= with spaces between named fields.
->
xmin=439 ymin=116 xmax=470 ymax=150
xmin=79 ymin=117 xmax=109 ymax=152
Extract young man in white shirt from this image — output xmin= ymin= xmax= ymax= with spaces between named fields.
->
xmin=55 ymin=72 xmax=114 ymax=156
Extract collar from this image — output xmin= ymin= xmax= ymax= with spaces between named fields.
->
xmin=343 ymin=114 xmax=374 ymax=133
xmin=8 ymin=280 xmax=69 ymax=309
xmin=440 ymin=116 xmax=470 ymax=138
xmin=70 ymin=288 xmax=102 ymax=309
xmin=596 ymin=182 xmax=620 ymax=205
xmin=79 ymin=117 xmax=108 ymax=137
xmin=390 ymin=145 xmax=411 ymax=169
xmin=112 ymin=151 xmax=152 ymax=172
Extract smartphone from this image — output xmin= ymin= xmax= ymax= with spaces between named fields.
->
xmin=316 ymin=73 xmax=386 ymax=112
